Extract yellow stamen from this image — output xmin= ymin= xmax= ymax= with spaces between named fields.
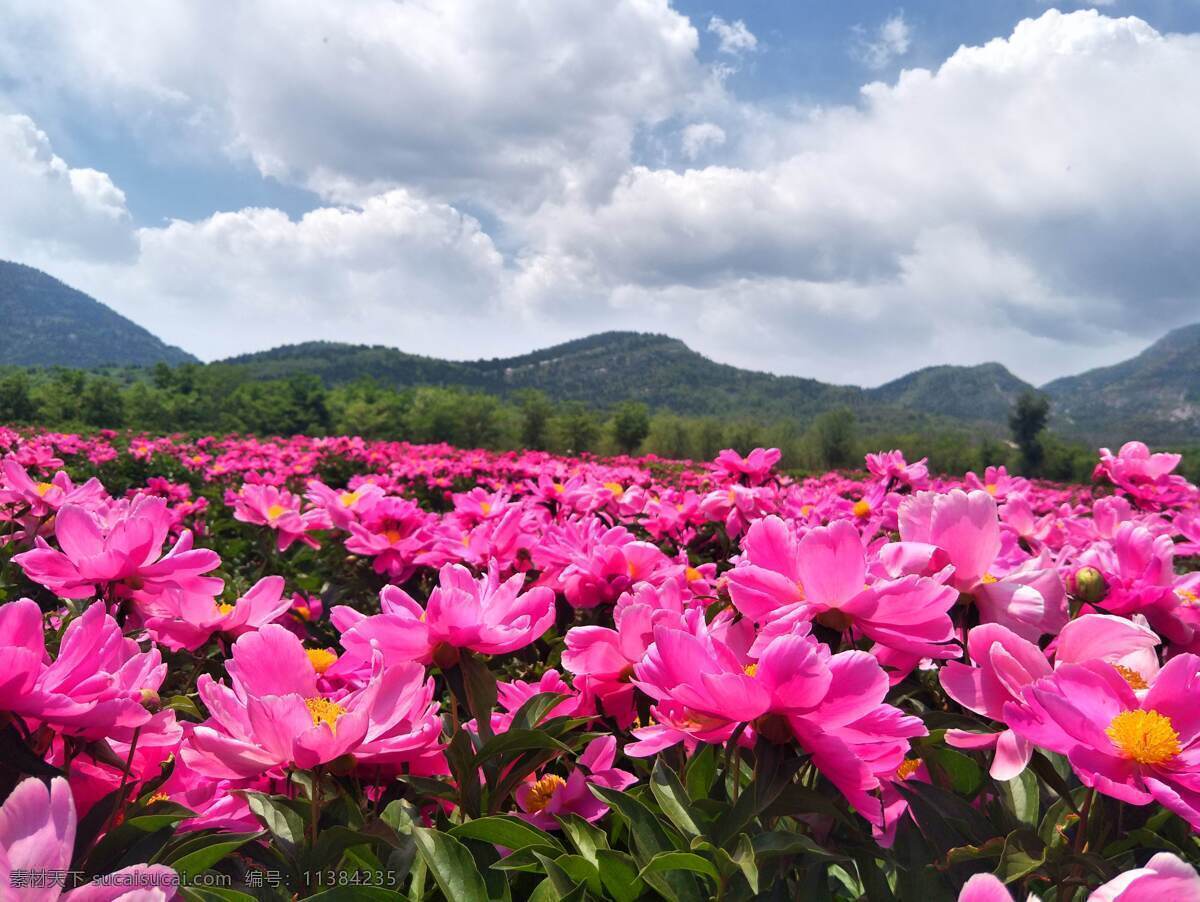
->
xmin=553 ymin=483 xmax=565 ymax=494
xmin=480 ymin=501 xmax=492 ymax=514
xmin=526 ymin=774 xmax=567 ymax=813
xmin=294 ymin=605 xmax=312 ymax=621
xmin=266 ymin=504 xmax=287 ymax=520
xmin=216 ymin=602 xmax=235 ymax=616
xmin=339 ymin=490 xmax=362 ymax=507
xmin=305 ymin=697 xmax=347 ymax=731
xmin=1114 ymin=664 xmax=1149 ymax=691
xmin=896 ymin=759 xmax=922 ymax=780
xmin=1106 ymin=709 xmax=1180 ymax=765
xmin=604 ymin=482 xmax=624 ymax=498
xmin=685 ymin=566 xmax=703 ymax=582
xmin=34 ymin=482 xmax=54 ymax=497
xmin=982 ymin=573 xmax=999 ymax=584
xmin=852 ymin=499 xmax=871 ymax=518
xmin=383 ymin=529 xmax=404 ymax=544
xmin=743 ymin=663 xmax=758 ymax=678
xmin=306 ymin=648 xmax=338 ymax=675
xmin=1178 ymin=589 xmax=1200 ymax=607
xmin=146 ymin=791 xmax=170 ymax=805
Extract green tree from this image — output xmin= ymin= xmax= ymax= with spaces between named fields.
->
xmin=611 ymin=401 xmax=650 ymax=455
xmin=808 ymin=408 xmax=856 ymax=470
xmin=0 ymin=371 xmax=37 ymax=422
xmin=1009 ymin=391 xmax=1050 ymax=476
xmin=80 ymin=376 xmax=126 ymax=427
xmin=553 ymin=401 xmax=599 ymax=454
xmin=516 ymin=390 xmax=554 ymax=450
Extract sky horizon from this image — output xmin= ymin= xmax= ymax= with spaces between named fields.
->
xmin=3 ymin=2 xmax=1200 ymax=386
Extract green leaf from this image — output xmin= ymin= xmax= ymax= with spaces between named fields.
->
xmin=751 ymin=831 xmax=848 ymax=862
xmin=449 ymin=815 xmax=563 ymax=853
xmin=650 ymin=759 xmax=704 ymax=837
xmin=557 ymin=813 xmax=609 ymax=866
xmin=471 ymin=728 xmax=571 ymax=767
xmin=165 ymin=694 xmax=203 ymax=720
xmin=164 ymin=830 xmax=262 ymax=874
xmin=639 ymin=851 xmax=721 ymax=885
xmin=459 ymin=651 xmax=498 ymax=741
xmin=553 ymin=853 xmax=603 ymax=897
xmin=242 ymin=791 xmax=305 ymax=851
xmin=731 ymin=834 xmax=759 ymax=894
xmin=596 ymin=849 xmax=646 ymax=902
xmin=412 ymin=826 xmax=490 ymax=902
xmin=993 ymin=829 xmax=1046 ymax=885
xmin=508 ymin=691 xmax=567 ymax=731
xmin=998 ymin=768 xmax=1040 ymax=828
xmin=532 ymin=851 xmax=584 ymax=896
xmin=922 ymin=747 xmax=983 ymax=797
xmin=685 ymin=745 xmax=718 ymax=801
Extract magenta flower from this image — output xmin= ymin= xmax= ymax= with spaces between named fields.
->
xmin=727 ymin=517 xmax=958 ymax=660
xmin=13 ymin=497 xmax=222 ymax=603
xmin=233 ymin=483 xmax=328 ymax=551
xmin=514 ymin=736 xmax=636 ymax=830
xmin=184 ymin=624 xmax=435 ymax=778
xmin=2 ymin=600 xmax=164 ymax=740
xmin=339 ymin=563 xmax=555 ymax=667
xmin=899 ymin=489 xmax=1067 ymax=641
xmin=0 ymin=776 xmax=178 ymax=900
xmin=141 ymin=576 xmax=290 ymax=651
xmin=1006 ymin=654 xmax=1200 ymax=829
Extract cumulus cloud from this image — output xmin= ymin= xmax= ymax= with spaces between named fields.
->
xmin=680 ymin=122 xmax=727 ymax=160
xmin=0 ymin=114 xmax=135 ymax=261
xmin=707 ymin=17 xmax=758 ymax=56
xmin=3 ymin=9 xmax=1200 ymax=388
xmin=852 ymin=13 xmax=912 ymax=70
xmin=0 ymin=0 xmax=708 ymax=211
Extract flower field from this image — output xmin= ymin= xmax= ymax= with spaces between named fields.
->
xmin=2 ymin=428 xmax=1200 ymax=901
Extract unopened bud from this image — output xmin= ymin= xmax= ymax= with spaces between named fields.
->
xmin=1072 ymin=567 xmax=1107 ymax=604
xmin=432 ymin=642 xmax=461 ymax=670
xmin=138 ymin=689 xmax=162 ymax=711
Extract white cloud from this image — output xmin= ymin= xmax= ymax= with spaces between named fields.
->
xmin=680 ymin=122 xmax=727 ymax=160
xmin=3 ymin=9 xmax=1200 ymax=389
xmin=852 ymin=13 xmax=912 ymax=70
xmin=0 ymin=0 xmax=708 ymax=212
xmin=0 ymin=114 xmax=135 ymax=261
xmin=707 ymin=17 xmax=758 ymax=56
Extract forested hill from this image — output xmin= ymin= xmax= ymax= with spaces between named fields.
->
xmin=0 ymin=261 xmax=196 ymax=367
xmin=217 ymin=333 xmax=1027 ymax=432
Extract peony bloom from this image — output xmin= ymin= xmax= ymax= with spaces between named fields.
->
xmin=1005 ymin=654 xmax=1200 ymax=829
xmin=339 ymin=563 xmax=555 ymax=668
xmin=184 ymin=624 xmax=437 ymax=778
xmin=898 ymin=489 xmax=1067 ymax=641
xmin=865 ymin=450 xmax=930 ymax=491
xmin=514 ymin=736 xmax=636 ymax=830
xmin=233 ymin=483 xmax=328 ymax=551
xmin=13 ymin=497 xmax=223 ymax=603
xmin=634 ymin=624 xmax=924 ymax=826
xmin=141 ymin=576 xmax=291 ymax=652
xmin=0 ymin=776 xmax=179 ymax=900
xmin=942 ymin=616 xmax=1162 ymax=779
xmin=954 ymin=853 xmax=1200 ymax=901
xmin=727 ymin=517 xmax=958 ymax=660
xmin=710 ymin=447 xmax=782 ymax=486
xmin=2 ymin=600 xmax=164 ymax=739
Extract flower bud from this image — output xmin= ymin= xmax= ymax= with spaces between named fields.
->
xmin=1072 ymin=567 xmax=1107 ymax=604
xmin=138 ymin=688 xmax=162 ymax=711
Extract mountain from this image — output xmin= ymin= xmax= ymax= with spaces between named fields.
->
xmin=0 ymin=261 xmax=196 ymax=367
xmin=1043 ymin=324 xmax=1200 ymax=443
xmin=869 ymin=363 xmax=1036 ymax=423
xmin=219 ymin=333 xmax=1022 ymax=434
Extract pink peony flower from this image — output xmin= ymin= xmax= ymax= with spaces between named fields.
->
xmin=513 ymin=736 xmax=636 ymax=830
xmin=0 ymin=776 xmax=179 ymax=900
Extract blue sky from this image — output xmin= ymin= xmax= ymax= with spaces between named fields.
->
xmin=2 ymin=2 xmax=1199 ymax=386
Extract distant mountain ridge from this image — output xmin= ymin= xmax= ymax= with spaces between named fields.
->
xmin=3 ymin=261 xmax=1199 ymax=443
xmin=0 ymin=261 xmax=196 ymax=367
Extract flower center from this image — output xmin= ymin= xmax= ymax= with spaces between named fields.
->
xmin=339 ymin=490 xmax=361 ymax=507
xmin=985 ymin=483 xmax=998 ymax=496
xmin=852 ymin=499 xmax=871 ymax=518
xmin=604 ymin=482 xmax=625 ymax=498
xmin=34 ymin=482 xmax=53 ymax=497
xmin=526 ymin=774 xmax=567 ymax=812
xmin=1178 ymin=589 xmax=1200 ymax=607
xmin=146 ymin=791 xmax=170 ymax=805
xmin=383 ymin=529 xmax=404 ymax=544
xmin=896 ymin=759 xmax=922 ymax=780
xmin=1106 ymin=709 xmax=1180 ymax=765
xmin=743 ymin=663 xmax=758 ymax=678
xmin=1114 ymin=664 xmax=1149 ymax=691
xmin=266 ymin=504 xmax=287 ymax=520
xmin=306 ymin=648 xmax=338 ymax=675
xmin=685 ymin=566 xmax=703 ymax=582
xmin=480 ymin=501 xmax=492 ymax=514
xmin=981 ymin=573 xmax=998 ymax=584
xmin=305 ymin=697 xmax=347 ymax=731
xmin=216 ymin=602 xmax=235 ymax=616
